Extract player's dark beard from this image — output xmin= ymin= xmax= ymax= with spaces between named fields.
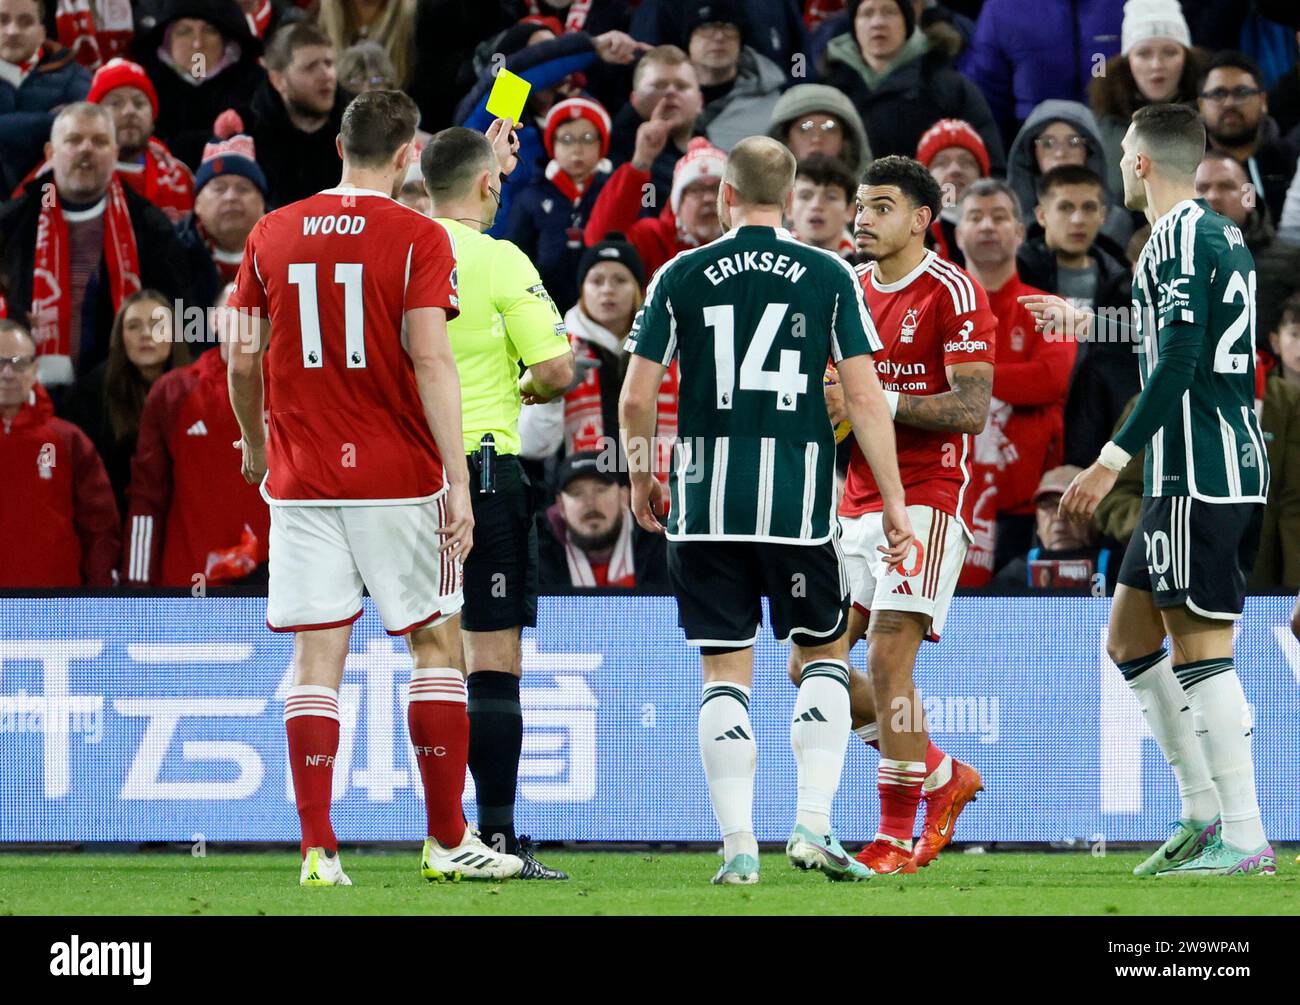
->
xmin=568 ymin=509 xmax=623 ymax=554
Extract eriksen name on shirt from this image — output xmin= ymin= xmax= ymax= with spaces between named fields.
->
xmin=703 ymin=251 xmax=808 ymax=287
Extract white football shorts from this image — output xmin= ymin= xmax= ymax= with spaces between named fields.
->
xmin=838 ymin=504 xmax=967 ymax=642
xmin=266 ymin=495 xmax=463 ymax=635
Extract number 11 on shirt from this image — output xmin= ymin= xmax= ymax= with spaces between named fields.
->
xmin=288 ymin=261 xmax=368 ymax=369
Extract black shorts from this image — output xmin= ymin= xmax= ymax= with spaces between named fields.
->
xmin=1117 ymin=496 xmax=1262 ymax=621
xmin=667 ymin=535 xmax=849 ymax=648
xmin=461 ymin=454 xmax=538 ymax=632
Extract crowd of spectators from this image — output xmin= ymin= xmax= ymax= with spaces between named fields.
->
xmin=4 ymin=0 xmax=1300 ymax=596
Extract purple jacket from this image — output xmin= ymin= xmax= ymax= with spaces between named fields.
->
xmin=959 ymin=0 xmax=1124 ymax=140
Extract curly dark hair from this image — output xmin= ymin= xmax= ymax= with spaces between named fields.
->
xmin=859 ymin=154 xmax=943 ymax=220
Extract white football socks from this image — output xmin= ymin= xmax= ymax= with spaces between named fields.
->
xmin=790 ymin=659 xmax=852 ymax=836
xmin=1120 ymin=649 xmax=1219 ymax=824
xmin=699 ymin=681 xmax=758 ymax=862
xmin=1175 ymin=659 xmax=1267 ymax=851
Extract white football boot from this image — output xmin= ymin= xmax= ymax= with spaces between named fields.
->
xmin=300 ymin=847 xmax=353 ymax=887
xmin=421 ymin=825 xmax=524 ymax=881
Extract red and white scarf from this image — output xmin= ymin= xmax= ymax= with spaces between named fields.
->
xmin=246 ymin=1 xmax=275 ymax=38
xmin=527 ymin=0 xmax=592 ymax=32
xmin=116 ymin=138 xmax=195 ymax=223
xmin=197 ymin=219 xmax=246 ymax=284
xmin=543 ymin=158 xmax=610 ymax=203
xmin=56 ymin=0 xmax=133 ymax=70
xmin=30 ymin=176 xmax=141 ymax=357
xmin=563 ymin=507 xmax=636 ymax=586
xmin=0 ymin=51 xmax=39 ymax=90
xmin=563 ymin=306 xmax=679 ymax=487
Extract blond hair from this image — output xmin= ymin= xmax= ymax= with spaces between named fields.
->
xmin=632 ymin=44 xmax=691 ymax=90
xmin=724 ymin=136 xmax=797 ymax=207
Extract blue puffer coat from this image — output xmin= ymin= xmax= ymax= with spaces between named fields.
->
xmin=959 ymin=0 xmax=1124 ymax=141
xmin=0 ymin=42 xmax=92 ymax=194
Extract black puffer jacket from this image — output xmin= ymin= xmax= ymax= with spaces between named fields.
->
xmin=1014 ymin=222 xmax=1129 ymax=302
xmin=231 ymin=78 xmax=350 ymax=210
xmin=130 ymin=0 xmax=266 ymax=171
xmin=817 ymin=27 xmax=1005 ymax=171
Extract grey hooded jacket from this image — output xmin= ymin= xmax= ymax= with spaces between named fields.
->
xmin=1006 ymin=99 xmax=1135 ymax=248
xmin=698 ymin=46 xmax=789 ymax=152
xmin=766 ymin=83 xmax=873 ymax=176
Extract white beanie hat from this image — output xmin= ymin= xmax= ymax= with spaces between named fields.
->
xmin=1122 ymin=0 xmax=1191 ymax=55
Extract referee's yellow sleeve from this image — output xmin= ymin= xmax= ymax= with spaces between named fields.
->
xmin=492 ymin=241 xmax=572 ymax=366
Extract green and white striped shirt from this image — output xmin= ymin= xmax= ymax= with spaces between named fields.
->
xmin=625 ymin=226 xmax=880 ymax=542
xmin=1128 ymin=198 xmax=1269 ymax=502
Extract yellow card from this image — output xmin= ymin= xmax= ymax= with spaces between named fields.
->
xmin=485 ymin=68 xmax=531 ymax=126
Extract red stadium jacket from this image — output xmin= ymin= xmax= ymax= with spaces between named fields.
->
xmin=986 ymin=274 xmax=1077 ymax=516
xmin=122 ymin=348 xmax=271 ymax=586
xmin=583 ymin=162 xmax=694 ymax=279
xmin=0 ymin=384 xmax=119 ymax=585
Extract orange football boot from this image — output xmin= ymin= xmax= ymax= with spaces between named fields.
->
xmin=912 ymin=759 xmax=983 ymax=868
xmin=855 ymin=839 xmax=918 ymax=875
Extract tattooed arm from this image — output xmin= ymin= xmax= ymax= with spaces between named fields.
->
xmin=895 ymin=362 xmax=993 ymax=435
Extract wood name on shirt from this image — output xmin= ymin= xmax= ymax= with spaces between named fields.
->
xmin=302 ymin=215 xmax=368 ymax=236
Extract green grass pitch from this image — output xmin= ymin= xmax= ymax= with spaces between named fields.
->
xmin=2 ymin=848 xmax=1298 ymax=915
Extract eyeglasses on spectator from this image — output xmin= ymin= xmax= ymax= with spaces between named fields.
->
xmin=0 ymin=354 xmax=36 ymax=373
xmin=345 ymin=73 xmax=395 ymax=91
xmin=1034 ymin=133 xmax=1089 ymax=151
xmin=797 ymin=118 xmax=842 ymax=134
xmin=1200 ymin=86 xmax=1263 ymax=104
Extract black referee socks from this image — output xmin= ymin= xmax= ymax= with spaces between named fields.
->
xmin=467 ymin=670 xmax=523 ymax=855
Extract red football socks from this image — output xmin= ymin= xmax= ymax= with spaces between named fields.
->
xmin=284 ymin=685 xmax=340 ymax=858
xmin=408 ymin=668 xmax=470 ymax=849
xmin=877 ymin=758 xmax=927 ymax=849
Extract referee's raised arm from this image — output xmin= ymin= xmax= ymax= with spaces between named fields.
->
xmin=418 ymin=120 xmax=574 ymax=880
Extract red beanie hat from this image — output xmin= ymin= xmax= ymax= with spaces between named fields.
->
xmin=87 ymin=58 xmax=160 ymax=119
xmin=543 ymin=97 xmax=612 ymax=159
xmin=916 ymin=119 xmax=990 ymax=177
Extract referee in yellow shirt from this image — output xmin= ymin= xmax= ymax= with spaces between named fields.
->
xmin=420 ymin=119 xmax=575 ymax=879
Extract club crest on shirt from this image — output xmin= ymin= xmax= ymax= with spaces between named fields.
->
xmin=1009 ymin=325 xmax=1025 ymax=353
xmin=899 ymin=307 xmax=920 ymax=344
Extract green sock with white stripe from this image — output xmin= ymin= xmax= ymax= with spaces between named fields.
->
xmin=1175 ymin=658 xmax=1267 ymax=850
xmin=791 ymin=659 xmax=851 ymax=836
xmin=699 ymin=681 xmax=758 ymax=862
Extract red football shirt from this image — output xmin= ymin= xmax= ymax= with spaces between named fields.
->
xmin=840 ymin=250 xmax=997 ymax=535
xmin=226 ymin=187 xmax=459 ymax=504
